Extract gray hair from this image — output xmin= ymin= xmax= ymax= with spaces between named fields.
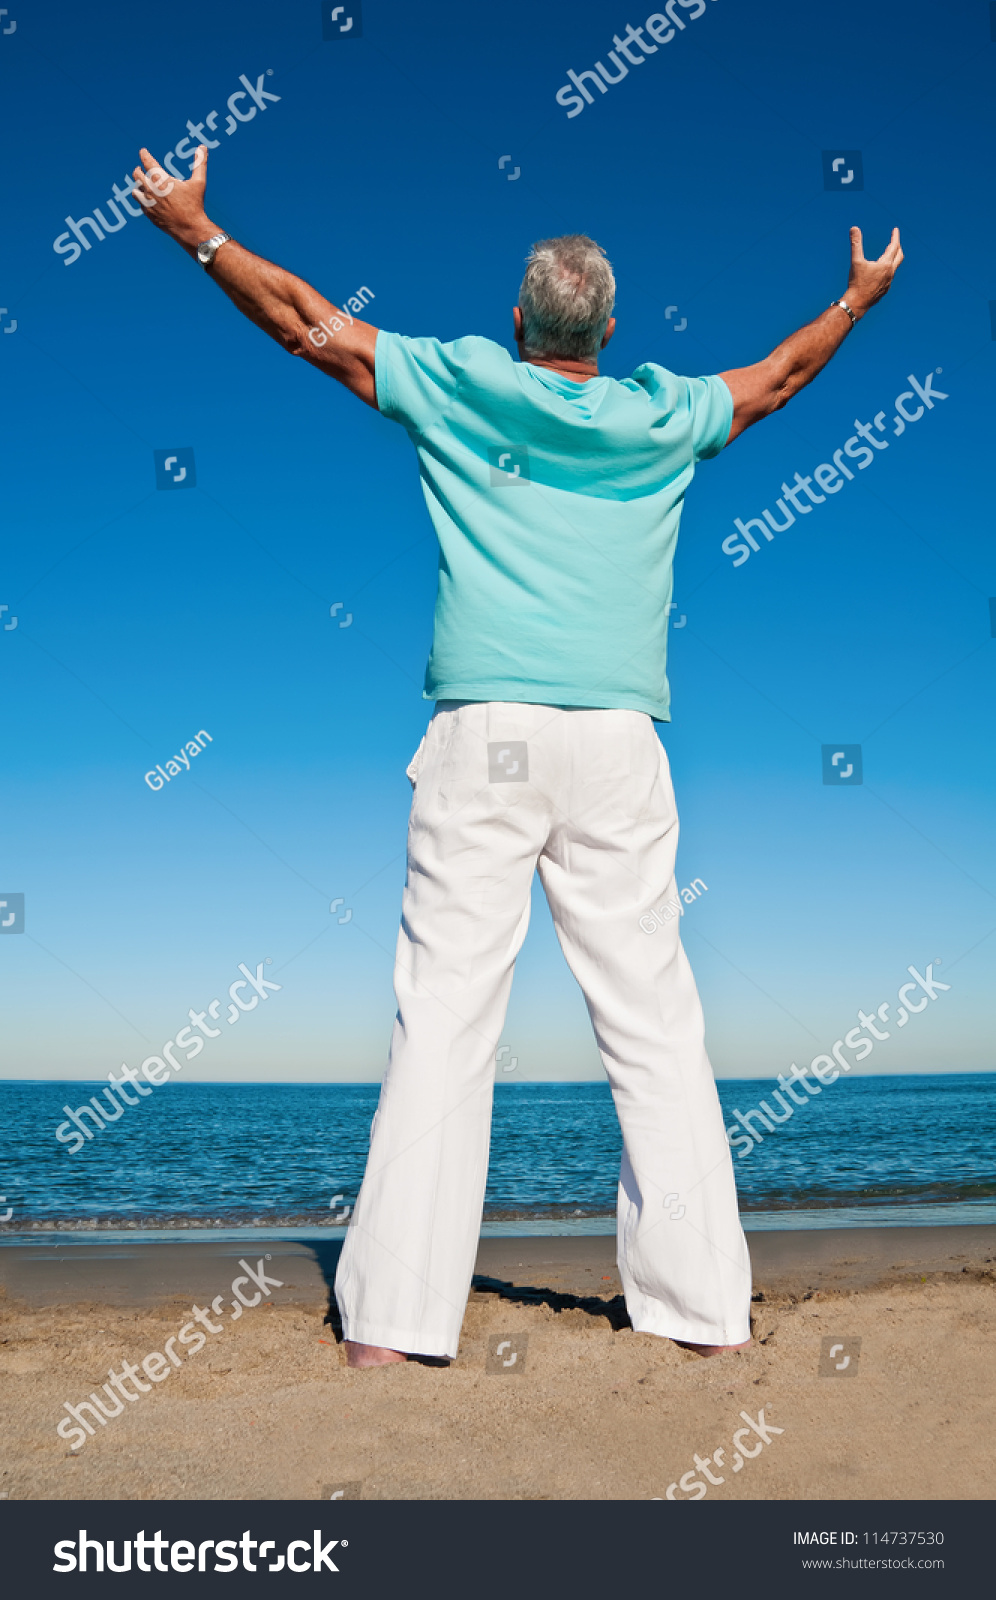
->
xmin=517 ymin=234 xmax=616 ymax=362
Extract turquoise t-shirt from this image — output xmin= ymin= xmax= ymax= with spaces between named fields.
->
xmin=375 ymin=332 xmax=732 ymax=721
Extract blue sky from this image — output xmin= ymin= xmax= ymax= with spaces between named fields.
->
xmin=1 ymin=0 xmax=993 ymax=1082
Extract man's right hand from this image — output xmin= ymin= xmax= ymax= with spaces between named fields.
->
xmin=130 ymin=137 xmax=379 ymax=408
xmin=843 ymin=226 xmax=904 ymax=319
xmin=131 ymin=145 xmax=214 ymax=256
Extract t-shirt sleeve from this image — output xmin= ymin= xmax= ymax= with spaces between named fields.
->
xmin=686 ymin=373 xmax=734 ymax=460
xmin=375 ymin=332 xmax=464 ymax=437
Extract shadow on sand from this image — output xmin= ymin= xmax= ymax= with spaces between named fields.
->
xmin=301 ymin=1240 xmax=632 ymax=1357
xmin=471 ymin=1274 xmax=632 ymax=1331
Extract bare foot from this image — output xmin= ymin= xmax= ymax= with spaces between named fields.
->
xmin=673 ymin=1338 xmax=751 ymax=1358
xmin=344 ymin=1341 xmax=408 ymax=1368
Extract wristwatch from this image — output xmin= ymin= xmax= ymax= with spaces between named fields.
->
xmin=196 ymin=232 xmax=232 ymax=270
xmin=829 ymin=297 xmax=857 ymax=326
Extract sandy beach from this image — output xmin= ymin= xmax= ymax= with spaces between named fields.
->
xmin=1 ymin=1226 xmax=993 ymax=1502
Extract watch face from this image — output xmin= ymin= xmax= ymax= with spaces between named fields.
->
xmin=197 ymin=234 xmax=229 ymax=266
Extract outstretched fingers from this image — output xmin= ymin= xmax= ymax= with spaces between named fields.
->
xmin=849 ymin=225 xmax=865 ymax=265
xmin=138 ymin=148 xmax=169 ymax=186
xmin=133 ymin=149 xmax=173 ymax=200
xmin=189 ymin=142 xmax=209 ymax=195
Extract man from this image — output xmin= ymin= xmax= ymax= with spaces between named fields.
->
xmin=132 ymin=145 xmax=902 ymax=1367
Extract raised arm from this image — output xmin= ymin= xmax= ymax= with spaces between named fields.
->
xmin=720 ymin=227 xmax=903 ymax=445
xmin=131 ymin=146 xmax=378 ymax=408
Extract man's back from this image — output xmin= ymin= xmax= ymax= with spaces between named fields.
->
xmin=377 ymin=332 xmax=733 ymax=721
xmin=125 ymin=159 xmax=903 ymax=1365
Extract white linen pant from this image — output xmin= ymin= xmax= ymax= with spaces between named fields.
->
xmin=334 ymin=702 xmax=751 ymax=1357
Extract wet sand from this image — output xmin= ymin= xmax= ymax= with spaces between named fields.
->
xmin=1 ymin=1226 xmax=993 ymax=1501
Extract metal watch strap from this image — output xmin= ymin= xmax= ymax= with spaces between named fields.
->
xmin=197 ymin=232 xmax=231 ymax=269
xmin=830 ymin=298 xmax=857 ymax=326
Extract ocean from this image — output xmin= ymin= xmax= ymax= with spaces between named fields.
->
xmin=1 ymin=1074 xmax=994 ymax=1238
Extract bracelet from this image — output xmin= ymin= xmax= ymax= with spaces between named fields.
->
xmin=830 ymin=298 xmax=857 ymax=326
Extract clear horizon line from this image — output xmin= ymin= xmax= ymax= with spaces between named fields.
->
xmin=0 ymin=1069 xmax=993 ymax=1087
